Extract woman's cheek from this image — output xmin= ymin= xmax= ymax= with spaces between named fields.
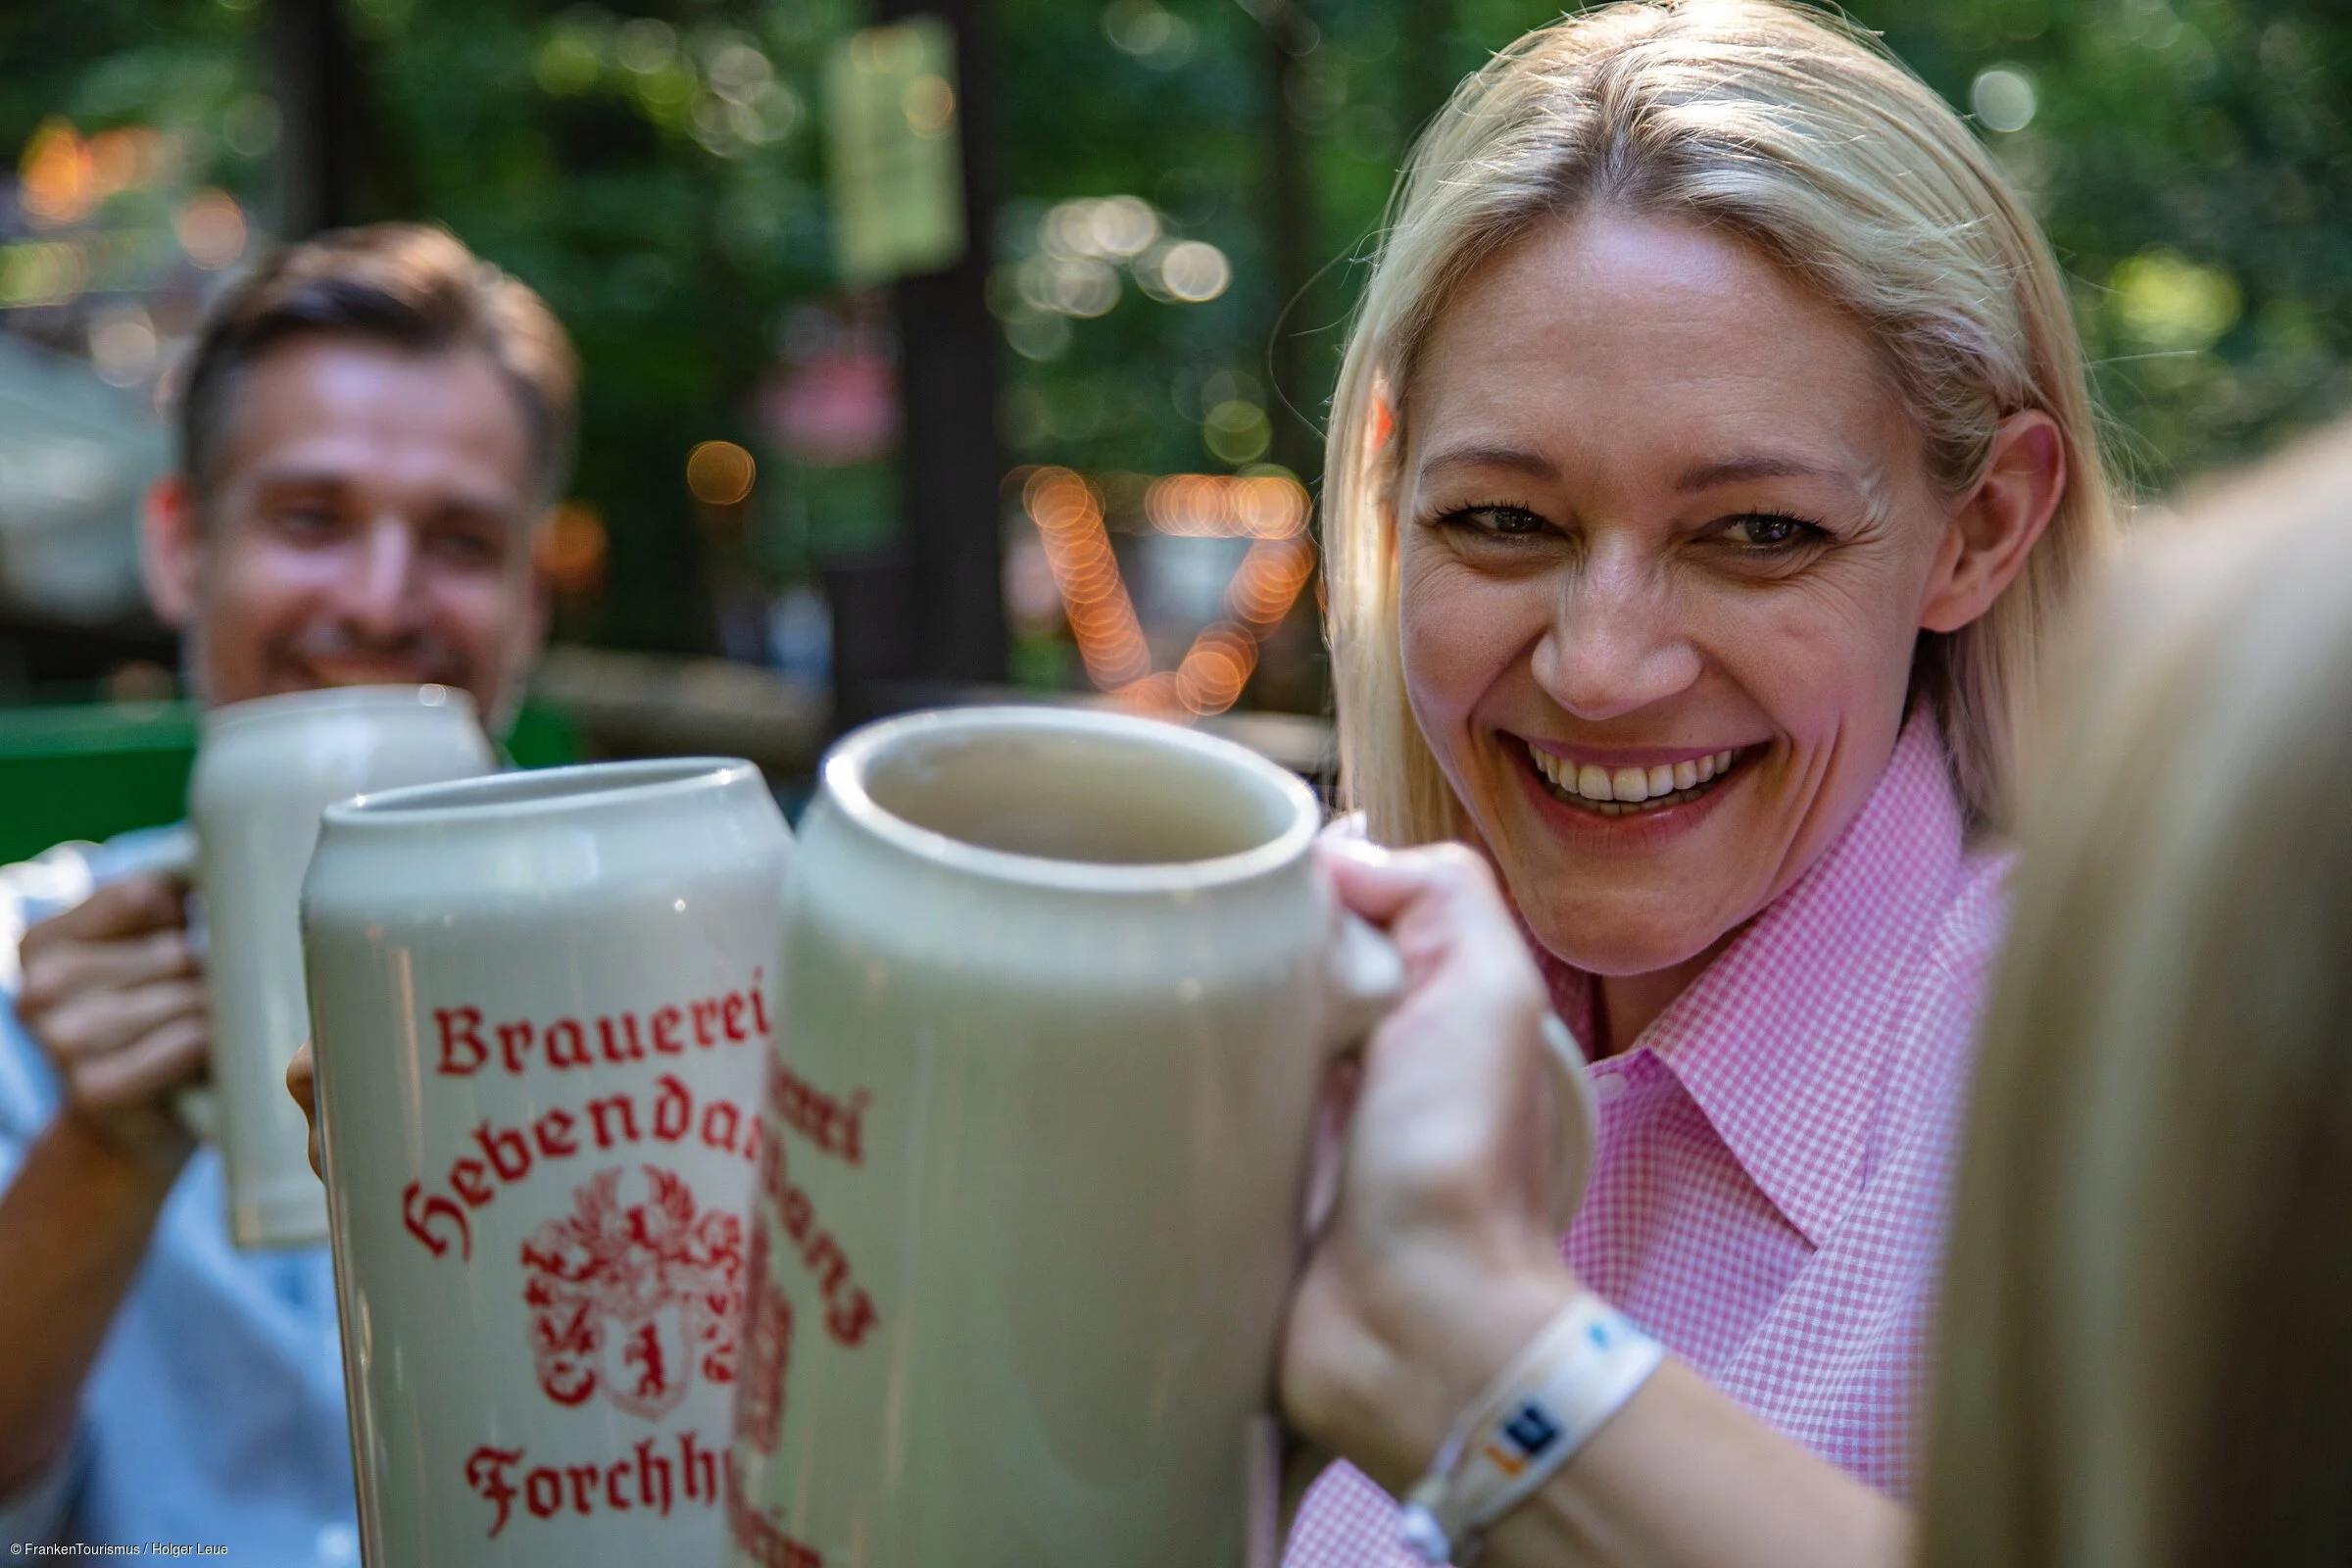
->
xmin=1715 ymin=575 xmax=1904 ymax=743
xmin=1401 ymin=560 xmax=1544 ymax=720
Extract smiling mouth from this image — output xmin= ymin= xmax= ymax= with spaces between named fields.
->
xmin=1525 ymin=742 xmax=1751 ymax=818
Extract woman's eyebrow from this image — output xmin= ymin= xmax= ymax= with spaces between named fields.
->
xmin=1417 ymin=443 xmax=1561 ymax=482
xmin=1673 ymin=454 xmax=1845 ymax=492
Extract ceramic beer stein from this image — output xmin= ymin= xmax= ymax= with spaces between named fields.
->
xmin=188 ymin=682 xmax=495 ymax=1248
xmin=303 ymin=759 xmax=791 ymax=1566
xmin=725 ymin=707 xmax=1592 ymax=1568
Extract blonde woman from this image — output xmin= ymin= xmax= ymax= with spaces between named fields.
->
xmin=1924 ymin=423 xmax=2352 ymax=1568
xmin=1273 ymin=1 xmax=2110 ymax=1563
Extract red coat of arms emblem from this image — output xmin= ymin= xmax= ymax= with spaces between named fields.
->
xmin=520 ymin=1164 xmax=744 ymax=1420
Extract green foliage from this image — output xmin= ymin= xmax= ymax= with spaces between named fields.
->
xmin=997 ymin=0 xmax=2352 ymax=499
xmin=349 ymin=0 xmax=853 ymax=651
xmin=1859 ymin=0 xmax=2352 ymax=490
xmin=6 ymin=0 xmax=2351 ymax=662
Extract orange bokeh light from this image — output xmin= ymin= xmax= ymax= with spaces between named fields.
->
xmin=686 ymin=440 xmax=758 ymax=506
xmin=537 ymin=502 xmax=609 ymax=596
xmin=1143 ymin=472 xmax=1309 ymax=539
xmin=1026 ymin=467 xmax=1153 ymax=692
xmin=1025 ymin=467 xmax=1320 ymax=721
xmin=20 ymin=119 xmax=96 ymax=229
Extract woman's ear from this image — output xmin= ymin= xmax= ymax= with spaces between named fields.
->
xmin=139 ymin=473 xmax=205 ymax=629
xmin=1919 ymin=411 xmax=2067 ymax=634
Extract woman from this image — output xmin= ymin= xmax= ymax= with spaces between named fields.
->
xmin=1278 ymin=1 xmax=2108 ymax=1562
xmin=1924 ymin=422 xmax=2352 ymax=1567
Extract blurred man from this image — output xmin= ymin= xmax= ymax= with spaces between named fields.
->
xmin=0 ymin=223 xmax=574 ymax=1561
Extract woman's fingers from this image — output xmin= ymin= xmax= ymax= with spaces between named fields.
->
xmin=285 ymin=1041 xmax=322 ymax=1180
xmin=1316 ymin=835 xmax=1491 ymax=922
xmin=1317 ymin=839 xmax=1530 ymax=985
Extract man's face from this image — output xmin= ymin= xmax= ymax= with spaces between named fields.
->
xmin=143 ymin=334 xmax=549 ymax=722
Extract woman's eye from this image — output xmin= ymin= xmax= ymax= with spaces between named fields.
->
xmin=1720 ymin=513 xmax=1824 ymax=549
xmin=1439 ymin=504 xmax=1549 ymax=537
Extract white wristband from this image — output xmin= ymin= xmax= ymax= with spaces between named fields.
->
xmin=1396 ymin=1292 xmax=1664 ymax=1565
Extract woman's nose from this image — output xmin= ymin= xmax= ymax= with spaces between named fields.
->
xmin=1530 ymin=567 xmax=1702 ymax=721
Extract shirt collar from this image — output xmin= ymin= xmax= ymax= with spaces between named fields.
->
xmin=1540 ymin=712 xmax=1969 ymax=1247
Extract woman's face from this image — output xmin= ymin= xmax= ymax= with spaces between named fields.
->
xmin=1399 ymin=211 xmax=1974 ymax=976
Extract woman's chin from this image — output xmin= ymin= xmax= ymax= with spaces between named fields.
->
xmin=1513 ymin=891 xmax=1742 ymax=981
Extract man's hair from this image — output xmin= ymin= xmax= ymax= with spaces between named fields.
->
xmin=177 ymin=221 xmax=579 ymax=502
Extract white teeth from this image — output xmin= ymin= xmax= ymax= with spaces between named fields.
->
xmin=1525 ymin=741 xmax=1748 ymax=811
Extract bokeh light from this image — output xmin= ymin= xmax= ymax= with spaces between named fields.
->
xmin=0 ymin=241 xmax=86 ymax=308
xmin=1023 ymin=467 xmax=1317 ymax=719
xmin=1151 ymin=240 xmax=1231 ymax=304
xmin=538 ymin=502 xmax=610 ymax=596
xmin=685 ymin=440 xmax=758 ymax=505
xmin=20 ymin=119 xmax=96 ymax=228
xmin=1202 ymin=400 xmax=1270 ymax=465
xmin=176 ymin=189 xmax=247 ymax=270
xmin=88 ymin=307 xmax=158 ymax=387
xmin=1970 ymin=66 xmax=2037 ymax=134
xmin=1144 ymin=472 xmax=1309 ymax=537
xmin=903 ymin=74 xmax=956 ymax=134
xmin=1026 ymin=466 xmax=1153 ymax=690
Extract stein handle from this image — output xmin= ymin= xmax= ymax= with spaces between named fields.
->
xmin=1260 ymin=907 xmax=1601 ymax=1563
xmin=108 ymin=827 xmax=216 ymax=1143
xmin=1305 ymin=911 xmax=1595 ymax=1239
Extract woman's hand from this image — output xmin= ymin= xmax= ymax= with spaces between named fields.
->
xmin=1283 ymin=840 xmax=1912 ymax=1568
xmin=285 ymin=1039 xmax=320 ymax=1180
xmin=1281 ymin=838 xmax=1588 ymax=1493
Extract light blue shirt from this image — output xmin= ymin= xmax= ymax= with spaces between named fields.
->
xmin=0 ymin=829 xmax=359 ymax=1564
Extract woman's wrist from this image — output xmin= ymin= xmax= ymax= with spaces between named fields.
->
xmin=1326 ymin=1256 xmax=1584 ymax=1491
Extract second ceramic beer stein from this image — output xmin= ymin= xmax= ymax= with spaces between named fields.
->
xmin=303 ymin=759 xmax=791 ymax=1566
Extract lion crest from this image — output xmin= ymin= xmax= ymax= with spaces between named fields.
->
xmin=519 ymin=1164 xmax=744 ymax=1419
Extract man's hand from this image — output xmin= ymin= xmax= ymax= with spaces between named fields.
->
xmin=17 ymin=873 xmax=207 ymax=1176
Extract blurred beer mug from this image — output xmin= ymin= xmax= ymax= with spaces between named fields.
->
xmin=302 ymin=759 xmax=791 ymax=1566
xmin=182 ymin=683 xmax=494 ymax=1248
xmin=724 ymin=707 xmax=1592 ymax=1568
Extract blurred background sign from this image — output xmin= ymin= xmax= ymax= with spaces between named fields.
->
xmin=826 ymin=16 xmax=966 ymax=287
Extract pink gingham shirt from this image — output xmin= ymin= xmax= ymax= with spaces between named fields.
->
xmin=1286 ymin=714 xmax=2007 ymax=1564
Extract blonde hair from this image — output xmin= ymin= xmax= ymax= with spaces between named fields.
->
xmin=1324 ymin=0 xmax=2115 ymax=843
xmin=1923 ymin=418 xmax=2352 ymax=1567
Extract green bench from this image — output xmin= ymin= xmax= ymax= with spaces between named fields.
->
xmin=0 ymin=701 xmax=578 ymax=866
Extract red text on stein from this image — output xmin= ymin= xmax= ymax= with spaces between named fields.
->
xmin=433 ymin=973 xmax=770 ymax=1077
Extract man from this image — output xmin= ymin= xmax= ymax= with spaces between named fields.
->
xmin=0 ymin=222 xmax=573 ymax=1561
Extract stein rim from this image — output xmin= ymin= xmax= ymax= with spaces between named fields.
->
xmin=202 ymin=682 xmax=475 ymax=736
xmin=821 ymin=705 xmax=1322 ymax=894
xmin=320 ymin=756 xmax=760 ymax=828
